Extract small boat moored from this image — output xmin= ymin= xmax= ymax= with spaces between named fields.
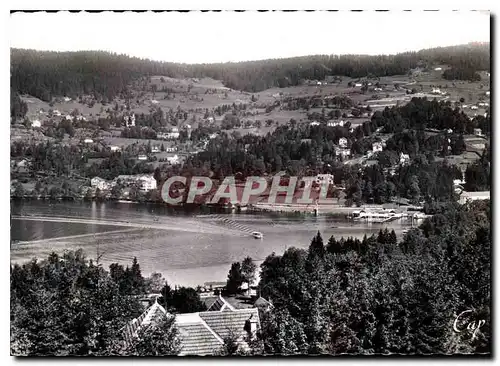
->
xmin=251 ymin=231 xmax=264 ymax=239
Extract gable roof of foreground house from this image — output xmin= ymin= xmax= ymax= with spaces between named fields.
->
xmin=122 ymin=298 xmax=260 ymax=356
xmin=203 ymin=295 xmax=236 ymax=312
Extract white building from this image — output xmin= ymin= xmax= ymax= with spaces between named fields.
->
xmin=137 ymin=155 xmax=148 ymax=161
xmin=52 ymin=110 xmax=62 ymax=116
xmin=458 ymin=191 xmax=490 ymax=205
xmin=338 ymin=137 xmax=348 ymax=148
xmin=336 ymin=148 xmax=351 ymax=158
xmin=91 ymin=177 xmax=108 ymax=190
xmin=139 ymin=175 xmax=157 ymax=191
xmin=151 ymin=99 xmax=159 ymax=104
xmin=486 ymin=91 xmax=490 ymax=96
xmin=63 ymin=97 xmax=71 ymax=102
xmin=399 ymin=153 xmax=410 ymax=166
xmin=310 ymin=121 xmax=320 ymax=126
xmin=355 ymin=83 xmax=362 ymax=87
xmin=372 ymin=142 xmax=383 ymax=153
xmin=84 ymin=138 xmax=93 ymax=144
xmin=110 ymin=145 xmax=121 ymax=152
xmin=431 ymin=88 xmax=441 ymax=94
xmin=124 ymin=114 xmax=136 ymax=127
xmin=65 ymin=115 xmax=73 ymax=121
xmin=315 ymin=174 xmax=334 ymax=185
xmin=434 ymin=67 xmax=442 ymax=71
xmin=166 ymin=132 xmax=180 ymax=139
xmin=31 ymin=120 xmax=41 ymax=128
xmin=328 ymin=120 xmax=345 ymax=127
xmin=478 ymin=102 xmax=489 ymax=107
xmin=166 ymin=154 xmax=180 ymax=165
xmin=151 ymin=146 xmax=160 ymax=153
xmin=471 ymin=105 xmax=478 ymax=110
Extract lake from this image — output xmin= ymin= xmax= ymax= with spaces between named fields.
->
xmin=11 ymin=201 xmax=414 ymax=287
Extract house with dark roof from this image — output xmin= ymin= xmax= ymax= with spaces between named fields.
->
xmin=201 ymin=295 xmax=236 ymax=312
xmin=122 ymin=297 xmax=260 ymax=356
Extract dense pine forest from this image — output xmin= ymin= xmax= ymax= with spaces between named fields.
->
xmin=257 ymin=200 xmax=490 ymax=355
xmin=11 ymin=43 xmax=489 ymax=101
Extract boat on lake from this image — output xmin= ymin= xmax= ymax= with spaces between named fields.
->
xmin=251 ymin=231 xmax=263 ymax=239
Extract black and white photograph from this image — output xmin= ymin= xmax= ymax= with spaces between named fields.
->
xmin=9 ymin=9 xmax=491 ymax=357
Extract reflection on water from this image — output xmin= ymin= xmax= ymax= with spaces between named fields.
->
xmin=11 ymin=201 xmax=414 ymax=286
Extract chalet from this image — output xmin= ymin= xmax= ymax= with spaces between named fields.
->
xmin=137 ymin=155 xmax=148 ymax=161
xmin=338 ymin=137 xmax=348 ymax=148
xmin=110 ymin=145 xmax=121 ymax=152
xmin=478 ymin=102 xmax=489 ymax=107
xmin=122 ymin=298 xmax=261 ymax=356
xmin=431 ymin=88 xmax=442 ymax=94
xmin=166 ymin=154 xmax=180 ymax=165
xmin=327 ymin=120 xmax=345 ymax=127
xmin=84 ymin=138 xmax=94 ymax=144
xmin=315 ymin=173 xmax=334 ymax=185
xmin=124 ymin=114 xmax=136 ymax=127
xmin=63 ymin=97 xmax=71 ymax=102
xmin=201 ymin=295 xmax=235 ymax=311
xmin=470 ymin=105 xmax=478 ymax=110
xmin=52 ymin=110 xmax=62 ymax=116
xmin=355 ymin=83 xmax=362 ymax=87
xmin=434 ymin=67 xmax=442 ymax=71
xmin=310 ymin=121 xmax=320 ymax=126
xmin=158 ymin=132 xmax=180 ymax=139
xmin=372 ymin=142 xmax=383 ymax=153
xmin=486 ymin=91 xmax=490 ymax=96
xmin=399 ymin=153 xmax=410 ymax=166
xmin=31 ymin=120 xmax=41 ymax=128
xmin=151 ymin=145 xmax=160 ymax=153
xmin=336 ymin=148 xmax=351 ymax=158
xmin=207 ymin=117 xmax=214 ymax=123
xmin=65 ymin=115 xmax=73 ymax=121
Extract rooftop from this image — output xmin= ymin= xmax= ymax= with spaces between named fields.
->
xmin=122 ymin=299 xmax=260 ymax=356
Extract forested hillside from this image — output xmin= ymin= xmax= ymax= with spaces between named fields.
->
xmin=257 ymin=200 xmax=491 ymax=354
xmin=11 ymin=43 xmax=490 ymax=101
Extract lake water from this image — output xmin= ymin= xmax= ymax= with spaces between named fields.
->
xmin=11 ymin=201 xmax=413 ymax=287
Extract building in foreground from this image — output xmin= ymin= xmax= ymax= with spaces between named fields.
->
xmin=122 ymin=296 xmax=261 ymax=356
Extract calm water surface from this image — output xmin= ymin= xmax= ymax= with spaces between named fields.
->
xmin=11 ymin=201 xmax=413 ymax=286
